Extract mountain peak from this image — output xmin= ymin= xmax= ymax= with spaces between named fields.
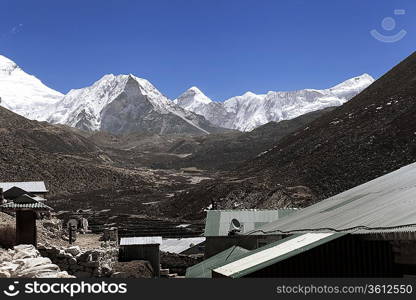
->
xmin=328 ymin=74 xmax=375 ymax=99
xmin=187 ymin=86 xmax=204 ymax=94
xmin=0 ymin=55 xmax=18 ymax=74
xmin=242 ymin=91 xmax=261 ymax=98
xmin=0 ymin=54 xmax=62 ymax=120
xmin=175 ymin=86 xmax=212 ymax=107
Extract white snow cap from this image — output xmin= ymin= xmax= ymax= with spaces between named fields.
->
xmin=174 ymin=86 xmax=213 ymax=113
xmin=0 ymin=55 xmax=18 ymax=73
xmin=0 ymin=54 xmax=63 ymax=120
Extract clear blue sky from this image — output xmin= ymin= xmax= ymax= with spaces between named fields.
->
xmin=1 ymin=0 xmax=415 ymax=100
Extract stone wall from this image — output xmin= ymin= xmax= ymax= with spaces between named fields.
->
xmin=38 ymin=244 xmax=119 ymax=278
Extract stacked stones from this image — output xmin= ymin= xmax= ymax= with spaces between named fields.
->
xmin=38 ymin=244 xmax=118 ymax=278
xmin=0 ymin=244 xmax=74 ymax=278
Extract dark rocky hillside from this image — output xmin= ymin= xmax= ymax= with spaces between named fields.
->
xmin=0 ymin=106 xmax=149 ymax=196
xmin=248 ymin=51 xmax=416 ymax=198
xmin=161 ymin=51 xmax=416 ymax=219
xmin=158 ymin=107 xmax=335 ymax=170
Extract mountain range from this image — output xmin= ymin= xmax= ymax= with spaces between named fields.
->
xmin=174 ymin=75 xmax=374 ymax=131
xmin=0 ymin=54 xmax=373 ymax=134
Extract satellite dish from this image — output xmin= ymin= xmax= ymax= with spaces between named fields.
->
xmin=228 ymin=218 xmax=242 ymax=235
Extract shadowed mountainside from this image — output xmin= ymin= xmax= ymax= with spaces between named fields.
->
xmin=160 ymin=51 xmax=416 ymax=219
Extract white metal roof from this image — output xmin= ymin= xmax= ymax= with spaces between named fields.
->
xmin=120 ymin=236 xmax=162 ymax=246
xmin=213 ymin=233 xmax=337 ymax=277
xmin=160 ymin=237 xmax=205 ymax=254
xmin=0 ymin=181 xmax=47 ymax=193
xmin=247 ymin=162 xmax=416 ymax=235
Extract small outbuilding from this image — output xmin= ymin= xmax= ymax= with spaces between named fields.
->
xmin=119 ymin=236 xmax=162 ymax=277
xmin=0 ymin=194 xmax=52 ymax=246
xmin=204 ymin=209 xmax=297 ymax=258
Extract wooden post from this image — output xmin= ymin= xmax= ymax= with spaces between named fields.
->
xmin=69 ymin=225 xmax=77 ymax=244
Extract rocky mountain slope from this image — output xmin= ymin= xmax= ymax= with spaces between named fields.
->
xmin=0 ymin=55 xmax=62 ymax=120
xmin=0 ymin=105 xmax=153 ymax=196
xmin=156 ymin=107 xmax=335 ymax=170
xmin=161 ymin=51 xmax=416 ymax=219
xmin=174 ymin=74 xmax=374 ymax=131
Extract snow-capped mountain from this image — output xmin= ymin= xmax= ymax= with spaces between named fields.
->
xmin=48 ymin=74 xmax=219 ymax=135
xmin=175 ymin=74 xmax=375 ymax=131
xmin=0 ymin=54 xmax=375 ymax=135
xmin=0 ymin=55 xmax=63 ymax=120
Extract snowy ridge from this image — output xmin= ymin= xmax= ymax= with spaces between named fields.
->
xmin=175 ymin=74 xmax=375 ymax=131
xmin=48 ymin=73 xmax=212 ymax=134
xmin=0 ymin=55 xmax=63 ymax=120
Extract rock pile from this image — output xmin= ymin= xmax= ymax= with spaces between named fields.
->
xmin=38 ymin=244 xmax=118 ymax=278
xmin=0 ymin=244 xmax=74 ymax=278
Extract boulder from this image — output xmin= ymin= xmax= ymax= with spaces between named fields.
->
xmin=13 ymin=245 xmax=39 ymax=260
xmin=14 ymin=257 xmax=52 ymax=271
xmin=18 ymin=263 xmax=60 ymax=278
xmin=65 ymin=246 xmax=81 ymax=257
xmin=0 ymin=270 xmax=11 ymax=278
xmin=1 ymin=244 xmax=76 ymax=278
xmin=0 ymin=250 xmax=13 ymax=262
xmin=1 ymin=261 xmax=21 ymax=274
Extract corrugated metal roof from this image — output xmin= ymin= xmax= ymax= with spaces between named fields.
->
xmin=204 ymin=209 xmax=298 ymax=237
xmin=0 ymin=181 xmax=47 ymax=193
xmin=120 ymin=236 xmax=162 ymax=246
xmin=160 ymin=237 xmax=205 ymax=254
xmin=186 ymin=246 xmax=250 ymax=278
xmin=248 ymin=162 xmax=416 ymax=235
xmin=1 ymin=201 xmax=52 ymax=210
xmin=213 ymin=233 xmax=345 ymax=278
